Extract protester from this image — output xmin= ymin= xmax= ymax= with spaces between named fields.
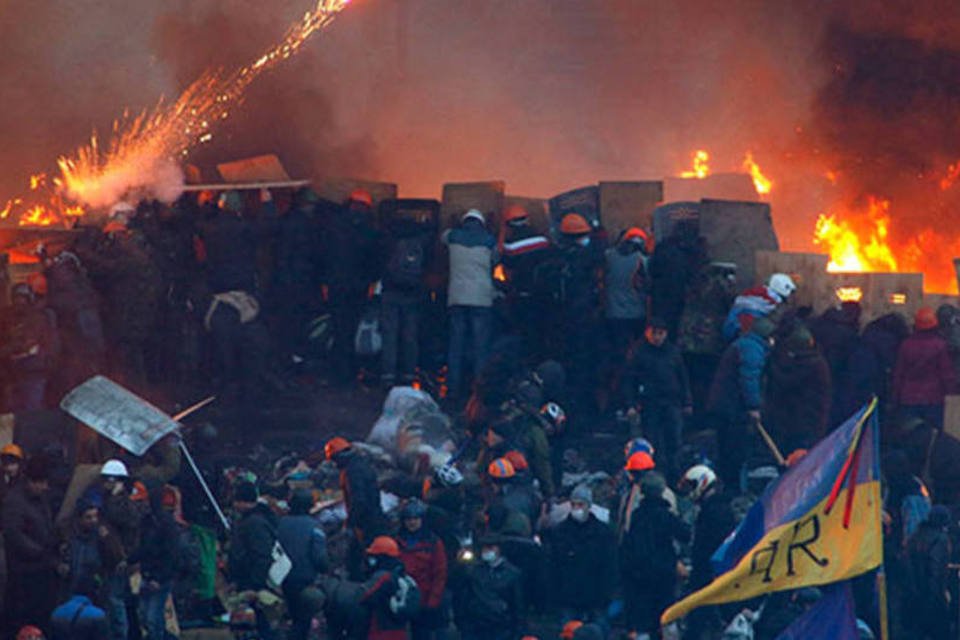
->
xmin=361 ymin=535 xmax=413 ymax=640
xmin=604 ymin=227 xmax=649 ymax=368
xmin=227 ymin=481 xmax=277 ymax=639
xmin=277 ymin=489 xmax=328 ymax=640
xmin=722 ymin=272 xmax=796 ymax=341
xmin=49 ymin=576 xmax=110 ymax=640
xmin=903 ymin=504 xmax=952 ymax=639
xmin=397 ymin=498 xmax=448 ymax=639
xmin=452 ymin=536 xmax=524 ymax=640
xmin=442 ymin=209 xmax=497 ymax=400
xmin=892 ymin=306 xmax=957 ymax=429
xmin=0 ymin=282 xmax=59 ymax=410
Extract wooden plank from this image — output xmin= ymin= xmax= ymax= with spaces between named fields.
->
xmin=827 ymin=272 xmax=923 ymax=325
xmin=182 ymin=180 xmax=309 ymax=192
xmin=698 ymin=199 xmax=779 ymax=289
xmin=599 ymin=181 xmax=663 ymax=236
xmin=755 ymin=251 xmax=829 ymax=312
xmin=216 ymin=154 xmax=291 ymax=183
xmin=441 ymin=181 xmax=505 ymax=229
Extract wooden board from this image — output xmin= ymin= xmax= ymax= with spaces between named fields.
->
xmin=755 ymin=251 xmax=829 ymax=312
xmin=216 ymin=154 xmax=291 ymax=183
xmin=440 ymin=181 xmax=505 ymax=229
xmin=504 ymin=196 xmax=549 ymax=234
xmin=945 ymin=395 xmax=960 ymax=442
xmin=316 ymin=178 xmax=398 ymax=209
xmin=698 ymin=199 xmax=779 ymax=289
xmin=598 ymin=181 xmax=663 ymax=236
xmin=924 ymin=293 xmax=960 ymax=310
xmin=827 ymin=272 xmax=923 ymax=325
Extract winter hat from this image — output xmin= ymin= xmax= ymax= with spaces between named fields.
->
xmin=462 ymin=209 xmax=485 ymax=224
xmin=289 ymin=489 xmax=314 ymax=515
xmin=234 ymin=481 xmax=259 ymax=504
xmin=23 ymin=455 xmax=49 ymax=482
xmin=647 ymin=316 xmax=669 ymax=330
xmin=570 ymin=484 xmax=593 ymax=505
xmin=640 ymin=470 xmax=667 ymax=498
xmin=784 ymin=326 xmax=815 ymax=353
xmin=915 ymin=306 xmax=938 ymax=331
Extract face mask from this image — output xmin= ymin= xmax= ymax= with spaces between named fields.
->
xmin=570 ymin=508 xmax=588 ymax=522
xmin=576 ymin=236 xmax=590 ymax=247
xmin=481 ymin=550 xmax=499 ymax=564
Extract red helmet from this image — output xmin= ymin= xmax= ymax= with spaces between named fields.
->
xmin=915 ymin=306 xmax=938 ymax=331
xmin=503 ymin=450 xmax=529 ymax=472
xmin=16 ymin=626 xmax=44 ymax=640
xmin=324 ymin=437 xmax=351 ymax=460
xmin=503 ymin=204 xmax=528 ymax=223
xmin=348 ymin=189 xmax=373 ymax=207
xmin=560 ymin=213 xmax=591 ymax=235
xmin=623 ymin=227 xmax=648 ymax=243
xmin=625 ymin=451 xmax=656 ymax=472
xmin=366 ymin=535 xmax=400 ymax=558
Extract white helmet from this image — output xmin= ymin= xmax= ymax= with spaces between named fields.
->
xmin=462 ymin=209 xmax=485 ymax=224
xmin=100 ymin=459 xmax=129 ymax=478
xmin=768 ymin=273 xmax=797 ymax=299
xmin=680 ymin=464 xmax=717 ymax=502
xmin=435 ymin=463 xmax=463 ymax=487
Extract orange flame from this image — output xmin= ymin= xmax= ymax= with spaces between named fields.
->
xmin=680 ymin=150 xmax=710 ymax=179
xmin=835 ymin=287 xmax=863 ymax=303
xmin=742 ymin=152 xmax=772 ymax=195
xmin=18 ymin=205 xmax=57 ymax=227
xmin=813 ymin=197 xmax=898 ymax=273
xmin=941 ymin=161 xmax=960 ymax=191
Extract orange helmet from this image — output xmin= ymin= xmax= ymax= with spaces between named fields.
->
xmin=623 ymin=227 xmax=648 ymax=243
xmin=26 ymin=273 xmax=47 ymax=296
xmin=103 ymin=221 xmax=128 ymax=235
xmin=503 ymin=450 xmax=529 ymax=471
xmin=130 ymin=481 xmax=149 ymax=503
xmin=915 ymin=306 xmax=938 ymax=331
xmin=560 ymin=213 xmax=591 ymax=235
xmin=625 ymin=451 xmax=656 ymax=472
xmin=324 ymin=437 xmax=352 ymax=460
xmin=0 ymin=443 xmax=24 ymax=460
xmin=503 ymin=204 xmax=528 ymax=223
xmin=366 ymin=535 xmax=400 ymax=558
xmin=561 ymin=621 xmax=584 ymax=640
xmin=487 ymin=457 xmax=516 ymax=479
xmin=348 ymin=189 xmax=373 ymax=207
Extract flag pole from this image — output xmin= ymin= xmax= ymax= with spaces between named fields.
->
xmin=877 ymin=568 xmax=889 ymax=640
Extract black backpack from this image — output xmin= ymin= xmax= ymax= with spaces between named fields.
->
xmin=386 ymin=236 xmax=425 ymax=290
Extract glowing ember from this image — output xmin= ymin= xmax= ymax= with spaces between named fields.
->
xmin=680 ymin=149 xmax=710 ymax=179
xmin=835 ymin=287 xmax=863 ymax=303
xmin=813 ymin=197 xmax=898 ymax=273
xmin=742 ymin=152 xmax=772 ymax=195
xmin=19 ymin=205 xmax=57 ymax=227
xmin=493 ymin=264 xmax=507 ymax=282
xmin=941 ymin=161 xmax=960 ymax=191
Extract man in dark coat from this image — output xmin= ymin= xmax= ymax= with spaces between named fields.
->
xmin=2 ymin=455 xmax=58 ymax=636
xmin=707 ymin=316 xmax=774 ymax=487
xmin=837 ymin=313 xmax=908 ymax=421
xmin=764 ymin=326 xmax=832 ymax=452
xmin=321 ymin=190 xmax=382 ymax=384
xmin=892 ymin=307 xmax=957 ymax=429
xmin=452 ymin=537 xmax=524 ymax=640
xmin=327 ymin=437 xmax=386 ymax=579
xmin=620 ymin=472 xmax=690 ymax=637
xmin=546 ymin=485 xmax=617 ymax=623
xmin=904 ymin=505 xmax=952 ymax=639
xmin=227 ymin=481 xmax=277 ymax=639
xmin=622 ymin=317 xmax=692 ymax=479
xmin=277 ymin=490 xmax=327 ymax=640
xmin=130 ymin=497 xmax=178 ymax=640
xmin=648 ymin=220 xmax=707 ymax=338
xmin=809 ymin=302 xmax=861 ymax=424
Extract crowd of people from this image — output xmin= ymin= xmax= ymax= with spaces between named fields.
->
xmin=1 ymin=187 xmax=960 ymax=639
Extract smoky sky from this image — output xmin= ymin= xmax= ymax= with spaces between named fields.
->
xmin=2 ymin=0 xmax=960 ymax=261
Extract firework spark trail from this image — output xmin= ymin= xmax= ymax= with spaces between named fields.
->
xmin=54 ymin=0 xmax=350 ymax=211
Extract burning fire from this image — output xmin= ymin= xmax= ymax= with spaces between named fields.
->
xmin=5 ymin=0 xmax=351 ymax=225
xmin=680 ymin=150 xmax=711 ymax=179
xmin=742 ymin=152 xmax=772 ymax=195
xmin=814 ymin=197 xmax=898 ymax=273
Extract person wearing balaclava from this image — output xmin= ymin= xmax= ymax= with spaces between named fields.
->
xmin=544 ymin=484 xmax=616 ymax=626
xmin=452 ymin=536 xmax=524 ymax=640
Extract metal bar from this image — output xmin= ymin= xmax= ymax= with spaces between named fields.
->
xmin=181 ymin=180 xmax=310 ymax=192
xmin=179 ymin=440 xmax=230 ymax=531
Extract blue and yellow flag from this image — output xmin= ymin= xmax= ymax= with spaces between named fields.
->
xmin=661 ymin=400 xmax=882 ymax=625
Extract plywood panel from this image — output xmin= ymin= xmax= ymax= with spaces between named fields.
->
xmin=441 ymin=181 xmax=505 ymax=230
xmin=945 ymin=395 xmax=960 ymax=441
xmin=755 ymin=251 xmax=829 ymax=312
xmin=663 ymin=173 xmax=758 ymax=203
xmin=827 ymin=272 xmax=923 ymax=325
xmin=698 ymin=199 xmax=779 ymax=289
xmin=598 ymin=181 xmax=663 ymax=235
xmin=217 ymin=154 xmax=291 ymax=183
